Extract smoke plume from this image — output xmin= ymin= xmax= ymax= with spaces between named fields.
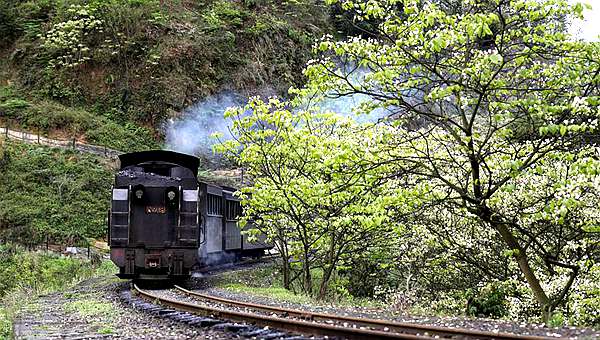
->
xmin=164 ymin=91 xmax=245 ymax=165
xmin=164 ymin=67 xmax=387 ymax=161
xmin=300 ymin=65 xmax=389 ymax=123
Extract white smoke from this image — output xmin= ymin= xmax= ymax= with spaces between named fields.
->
xmin=164 ymin=91 xmax=246 ymax=157
xmin=164 ymin=67 xmax=388 ymax=160
xmin=299 ymin=65 xmax=389 ymax=123
xmin=313 ymin=91 xmax=388 ymax=123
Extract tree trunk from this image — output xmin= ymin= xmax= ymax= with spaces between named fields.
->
xmin=318 ymin=265 xmax=335 ymax=300
xmin=490 ymin=219 xmax=552 ymax=318
xmin=280 ymin=255 xmax=291 ymax=290
xmin=302 ymin=246 xmax=312 ymax=296
xmin=303 ymin=260 xmax=312 ymax=296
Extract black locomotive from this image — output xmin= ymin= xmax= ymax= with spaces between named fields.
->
xmin=108 ymin=150 xmax=269 ymax=279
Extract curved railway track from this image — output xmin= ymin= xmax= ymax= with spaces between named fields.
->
xmin=133 ymin=284 xmax=557 ymax=340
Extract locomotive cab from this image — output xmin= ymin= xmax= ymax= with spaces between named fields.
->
xmin=109 ymin=150 xmax=202 ymax=279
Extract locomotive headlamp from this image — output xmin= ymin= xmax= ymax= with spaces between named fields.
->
xmin=167 ymin=191 xmax=176 ymax=201
xmin=135 ymin=189 xmax=144 ymax=199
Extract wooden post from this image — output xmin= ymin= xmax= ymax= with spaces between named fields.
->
xmin=37 ymin=128 xmax=40 ymax=144
xmin=46 ymin=234 xmax=49 ymax=252
xmin=72 ymin=138 xmax=76 ymax=149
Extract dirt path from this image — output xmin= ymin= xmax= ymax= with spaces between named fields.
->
xmin=12 ymin=276 xmax=232 ymax=339
xmin=0 ymin=126 xmax=122 ymax=158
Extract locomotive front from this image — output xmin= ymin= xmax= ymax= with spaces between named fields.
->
xmin=108 ymin=150 xmax=202 ymax=279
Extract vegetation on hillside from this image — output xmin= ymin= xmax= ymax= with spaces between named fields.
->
xmin=219 ymin=0 xmax=600 ymax=326
xmin=0 ymin=244 xmax=117 ymax=338
xmin=0 ymin=140 xmax=113 ymax=244
xmin=0 ymin=0 xmax=332 ymax=149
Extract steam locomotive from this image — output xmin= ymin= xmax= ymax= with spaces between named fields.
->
xmin=108 ymin=150 xmax=270 ymax=279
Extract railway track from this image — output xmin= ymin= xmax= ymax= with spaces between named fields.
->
xmin=133 ymin=284 xmax=557 ymax=340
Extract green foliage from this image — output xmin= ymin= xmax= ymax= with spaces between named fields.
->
xmin=295 ymin=0 xmax=600 ymax=322
xmin=466 ymin=282 xmax=513 ymax=318
xmin=0 ymin=98 xmax=30 ymax=116
xmin=568 ymin=264 xmax=600 ymax=327
xmin=203 ymin=1 xmax=248 ymax=29
xmin=0 ymin=142 xmax=112 ymax=244
xmin=41 ymin=4 xmax=104 ymax=68
xmin=1 ymin=0 xmax=332 ymax=138
xmin=0 ymin=307 xmax=10 ymax=339
xmin=219 ymin=98 xmax=397 ymax=299
xmin=0 ymin=84 xmax=158 ymax=151
xmin=0 ymin=0 xmax=19 ymax=48
xmin=0 ymin=244 xmax=117 ymax=298
xmin=548 ymin=311 xmax=565 ymax=328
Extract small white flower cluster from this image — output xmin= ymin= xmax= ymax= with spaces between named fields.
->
xmin=41 ymin=4 xmax=105 ymax=68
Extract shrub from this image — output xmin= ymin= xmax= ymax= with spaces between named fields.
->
xmin=568 ymin=265 xmax=600 ymax=327
xmin=0 ymin=0 xmax=19 ymax=47
xmin=466 ymin=281 xmax=514 ymax=318
xmin=0 ymin=142 xmax=112 ymax=244
xmin=0 ymin=98 xmax=30 ymax=118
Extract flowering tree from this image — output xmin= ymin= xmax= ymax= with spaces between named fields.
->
xmin=217 ymin=98 xmax=396 ymax=298
xmin=298 ymin=0 xmax=600 ymax=316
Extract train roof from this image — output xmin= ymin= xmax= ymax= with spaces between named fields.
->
xmin=119 ymin=150 xmax=200 ymax=177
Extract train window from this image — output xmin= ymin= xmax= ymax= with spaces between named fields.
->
xmin=207 ymin=194 xmax=222 ymax=216
xmin=225 ymin=200 xmax=242 ymax=220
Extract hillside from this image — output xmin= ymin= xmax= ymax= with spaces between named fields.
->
xmin=0 ymin=139 xmax=114 ymax=244
xmin=0 ymin=0 xmax=333 ymax=150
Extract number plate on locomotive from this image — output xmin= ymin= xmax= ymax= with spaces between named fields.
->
xmin=145 ymin=206 xmax=166 ymax=214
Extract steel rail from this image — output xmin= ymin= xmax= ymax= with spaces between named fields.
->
xmin=174 ymin=285 xmax=557 ymax=340
xmin=133 ymin=284 xmax=430 ymax=339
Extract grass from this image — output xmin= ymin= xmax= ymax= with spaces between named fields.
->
xmin=221 ymin=283 xmax=315 ymax=305
xmin=0 ymin=308 xmax=11 ymax=339
xmin=98 ymin=326 xmax=114 ymax=334
xmin=212 ymin=263 xmax=385 ymax=309
xmin=0 ymin=248 xmax=119 ymax=339
xmin=65 ymin=299 xmax=116 ymax=318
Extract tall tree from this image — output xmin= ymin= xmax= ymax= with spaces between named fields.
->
xmin=298 ymin=0 xmax=600 ymax=316
xmin=217 ymin=98 xmax=395 ymax=298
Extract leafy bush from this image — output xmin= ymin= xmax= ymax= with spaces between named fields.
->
xmin=0 ymin=244 xmax=116 ymax=298
xmin=568 ymin=265 xmax=600 ymax=327
xmin=0 ymin=142 xmax=112 ymax=244
xmin=466 ymin=282 xmax=513 ymax=318
xmin=0 ymin=85 xmax=158 ymax=151
xmin=0 ymin=0 xmax=19 ymax=48
xmin=86 ymin=120 xmax=158 ymax=151
xmin=0 ymin=98 xmax=30 ymax=117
